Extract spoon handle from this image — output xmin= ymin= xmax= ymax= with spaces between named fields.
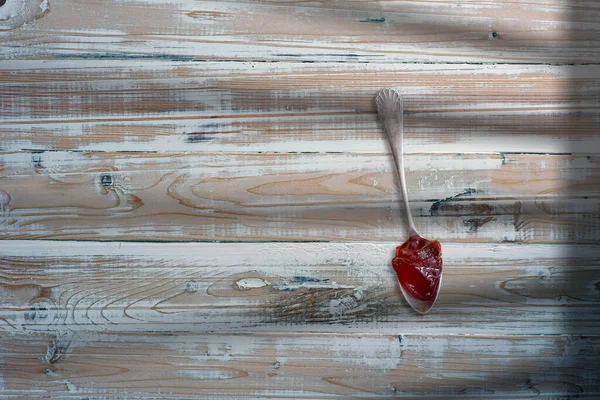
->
xmin=375 ymin=88 xmax=418 ymax=237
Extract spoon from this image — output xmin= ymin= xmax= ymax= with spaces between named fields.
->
xmin=375 ymin=88 xmax=443 ymax=314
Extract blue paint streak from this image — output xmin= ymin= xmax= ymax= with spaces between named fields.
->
xmin=291 ymin=276 xmax=329 ymax=284
xmin=359 ymin=17 xmax=385 ymax=23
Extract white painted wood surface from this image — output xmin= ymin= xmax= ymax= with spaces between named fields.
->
xmin=2 ymin=62 xmax=598 ymax=154
xmin=1 ymin=0 xmax=599 ymax=398
xmin=0 ymin=151 xmax=597 ymax=242
xmin=1 ymin=241 xmax=599 ymax=335
xmin=1 ymin=0 xmax=600 ymax=62
xmin=3 ymin=333 xmax=599 ymax=398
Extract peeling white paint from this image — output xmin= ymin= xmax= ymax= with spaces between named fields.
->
xmin=328 ymin=335 xmax=402 ymax=370
xmin=0 ymin=0 xmax=22 ymax=20
xmin=177 ymin=367 xmax=244 ymax=380
xmin=235 ymin=278 xmax=270 ymax=290
xmin=0 ymin=240 xmax=593 ymax=336
xmin=39 ymin=0 xmax=49 ymax=13
xmin=64 ymin=379 xmax=78 ymax=393
xmin=0 ymin=240 xmax=580 ymax=266
xmin=0 ymin=0 xmax=48 ymax=29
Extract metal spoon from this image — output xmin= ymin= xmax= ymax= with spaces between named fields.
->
xmin=375 ymin=88 xmax=443 ymax=314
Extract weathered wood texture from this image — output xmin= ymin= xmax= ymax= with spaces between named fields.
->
xmin=2 ymin=0 xmax=600 ymax=398
xmin=0 ymin=152 xmax=597 ymax=242
xmin=2 ymin=333 xmax=599 ymax=398
xmin=1 ymin=0 xmax=600 ymax=62
xmin=1 ymin=62 xmax=599 ymax=153
xmin=1 ymin=241 xmax=599 ymax=335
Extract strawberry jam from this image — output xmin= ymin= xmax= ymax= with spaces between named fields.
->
xmin=392 ymin=234 xmax=443 ymax=302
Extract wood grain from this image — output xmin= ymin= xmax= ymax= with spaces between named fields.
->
xmin=1 ymin=62 xmax=599 ymax=153
xmin=3 ymin=0 xmax=600 ymax=397
xmin=0 ymin=151 xmax=597 ymax=242
xmin=1 ymin=241 xmax=599 ymax=335
xmin=1 ymin=333 xmax=599 ymax=398
xmin=1 ymin=0 xmax=600 ymax=62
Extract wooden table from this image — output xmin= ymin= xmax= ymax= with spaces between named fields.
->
xmin=2 ymin=0 xmax=600 ymax=398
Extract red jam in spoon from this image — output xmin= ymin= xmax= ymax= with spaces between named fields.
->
xmin=376 ymin=88 xmax=443 ymax=314
xmin=393 ymin=234 xmax=442 ymax=303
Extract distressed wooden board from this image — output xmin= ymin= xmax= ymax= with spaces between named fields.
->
xmin=1 ymin=62 xmax=599 ymax=153
xmin=0 ymin=151 xmax=597 ymax=242
xmin=3 ymin=0 xmax=600 ymax=397
xmin=1 ymin=241 xmax=599 ymax=335
xmin=1 ymin=333 xmax=599 ymax=398
xmin=1 ymin=0 xmax=600 ymax=63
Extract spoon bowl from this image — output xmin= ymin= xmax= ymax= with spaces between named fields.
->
xmin=393 ymin=233 xmax=443 ymax=314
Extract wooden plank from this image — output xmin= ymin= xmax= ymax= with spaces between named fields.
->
xmin=1 ymin=241 xmax=599 ymax=335
xmin=2 ymin=0 xmax=600 ymax=63
xmin=1 ymin=62 xmax=599 ymax=153
xmin=1 ymin=332 xmax=599 ymax=398
xmin=0 ymin=151 xmax=597 ymax=242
